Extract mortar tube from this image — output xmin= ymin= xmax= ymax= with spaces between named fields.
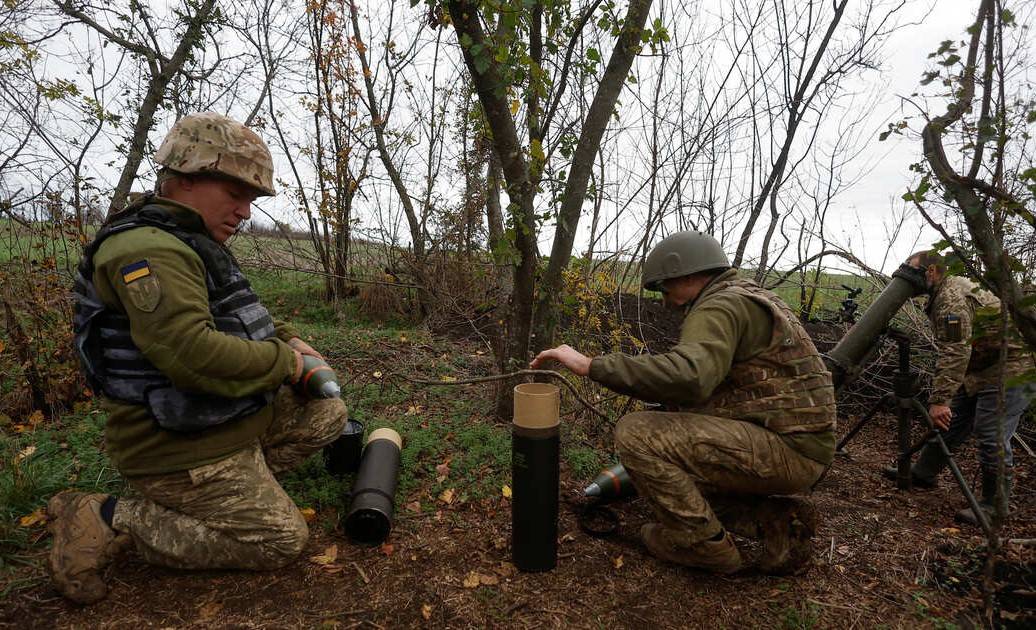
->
xmin=824 ymin=263 xmax=927 ymax=391
xmin=512 ymin=382 xmax=560 ymax=572
xmin=344 ymin=428 xmax=402 ymax=545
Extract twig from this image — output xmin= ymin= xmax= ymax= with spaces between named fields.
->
xmin=390 ymin=369 xmax=611 ymax=420
xmin=1012 ymin=433 xmax=1035 ymax=458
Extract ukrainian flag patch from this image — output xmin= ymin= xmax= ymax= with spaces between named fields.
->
xmin=120 ymin=260 xmax=151 ymax=284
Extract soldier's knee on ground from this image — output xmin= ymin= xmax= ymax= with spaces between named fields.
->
xmin=257 ymin=509 xmax=309 ymax=569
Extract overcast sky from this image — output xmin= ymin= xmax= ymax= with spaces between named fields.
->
xmin=812 ymin=1 xmax=964 ymax=273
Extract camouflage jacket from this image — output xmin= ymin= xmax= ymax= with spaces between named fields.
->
xmin=927 ymin=275 xmax=1034 ymax=405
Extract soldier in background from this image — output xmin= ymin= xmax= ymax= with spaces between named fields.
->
xmin=532 ymin=231 xmax=836 ymax=575
xmin=884 ymin=250 xmax=1033 ymax=525
xmin=49 ymin=112 xmax=348 ymax=604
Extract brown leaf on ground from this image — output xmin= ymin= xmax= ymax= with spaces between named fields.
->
xmin=439 ymin=488 xmax=455 ymax=505
xmin=380 ymin=543 xmax=395 ymax=556
xmin=421 ymin=604 xmax=432 ymax=620
xmin=309 ymin=545 xmax=338 ymax=565
xmin=613 ymin=555 xmax=624 ymax=569
xmin=197 ymin=601 xmax=222 ymax=620
xmin=405 ymin=500 xmax=421 ymax=512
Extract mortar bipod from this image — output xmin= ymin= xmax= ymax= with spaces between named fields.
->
xmin=835 ymin=328 xmax=992 ymax=535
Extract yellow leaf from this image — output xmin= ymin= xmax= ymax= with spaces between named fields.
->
xmin=26 ymin=410 xmax=44 ymax=426
xmin=299 ymin=507 xmax=317 ymax=523
xmin=440 ymin=375 xmax=457 ymax=382
xmin=309 ymin=544 xmax=338 ymax=565
xmin=14 ymin=445 xmax=36 ymax=464
xmin=509 ymin=99 xmax=520 ymax=115
xmin=372 ymin=371 xmax=383 ymax=378
xmin=421 ymin=604 xmax=433 ymax=620
xmin=399 ymin=334 xmax=408 ymax=342
xmin=19 ymin=508 xmax=46 ymax=528
xmin=439 ymin=488 xmax=455 ymax=505
xmin=938 ymin=527 xmax=961 ymax=536
xmin=613 ymin=555 xmax=624 ymax=569
xmin=501 ymin=485 xmax=512 ymax=499
xmin=405 ymin=405 xmax=423 ymax=416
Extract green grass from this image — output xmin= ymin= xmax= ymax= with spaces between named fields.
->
xmin=0 ymin=410 xmax=124 ymax=569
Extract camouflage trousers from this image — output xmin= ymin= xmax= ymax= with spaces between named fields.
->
xmin=615 ymin=411 xmax=826 ymax=544
xmin=111 ymin=387 xmax=348 ymax=570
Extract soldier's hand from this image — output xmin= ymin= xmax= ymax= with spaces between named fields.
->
xmin=929 ymin=404 xmax=952 ymax=430
xmin=530 ymin=344 xmax=591 ymax=377
xmin=288 ymin=337 xmax=325 ymax=361
xmin=290 ymin=349 xmax=304 ymax=384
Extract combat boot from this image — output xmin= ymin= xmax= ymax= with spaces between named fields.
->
xmin=47 ymin=492 xmax=128 ymax=604
xmin=881 ymin=445 xmax=946 ymax=489
xmin=956 ymin=468 xmax=1012 ymax=526
xmin=640 ymin=523 xmax=742 ymax=574
xmin=755 ymin=497 xmax=818 ymax=575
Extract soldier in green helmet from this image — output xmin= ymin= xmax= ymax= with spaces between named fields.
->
xmin=532 ymin=231 xmax=836 ymax=574
xmin=47 ymin=112 xmax=349 ymax=604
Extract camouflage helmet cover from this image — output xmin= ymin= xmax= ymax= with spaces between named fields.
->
xmin=641 ymin=230 xmax=730 ymax=290
xmin=154 ymin=112 xmax=276 ymax=196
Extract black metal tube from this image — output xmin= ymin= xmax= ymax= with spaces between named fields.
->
xmin=323 ymin=419 xmax=365 ymax=476
xmin=512 ymin=383 xmax=560 ymax=572
xmin=825 ymin=263 xmax=927 ymax=390
xmin=344 ymin=428 xmax=401 ymax=545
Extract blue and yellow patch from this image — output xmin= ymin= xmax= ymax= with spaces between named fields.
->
xmin=120 ymin=260 xmax=151 ymax=284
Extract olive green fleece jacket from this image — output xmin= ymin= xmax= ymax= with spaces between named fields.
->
xmin=91 ymin=198 xmax=298 ymax=476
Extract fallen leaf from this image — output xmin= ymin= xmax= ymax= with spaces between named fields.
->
xmin=501 ymin=485 xmax=512 ymax=499
xmin=373 ymin=371 xmax=383 ymax=378
xmin=421 ymin=604 xmax=432 ymax=620
xmin=13 ymin=424 xmax=29 ymax=433
xmin=19 ymin=508 xmax=46 ymax=528
xmin=494 ymin=562 xmax=516 ymax=577
xmin=479 ymin=573 xmax=499 ymax=586
xmin=405 ymin=500 xmax=421 ymax=513
xmin=0 ymin=339 xmax=5 ymax=352
xmin=441 ymin=375 xmax=457 ymax=382
xmin=613 ymin=555 xmax=624 ymax=569
xmin=14 ymin=445 xmax=36 ymax=464
xmin=462 ymin=571 xmax=497 ymax=588
xmin=836 ymin=545 xmax=850 ymax=555
xmin=435 ymin=459 xmax=451 ymax=479
xmin=26 ymin=410 xmax=44 ymax=426
xmin=439 ymin=488 xmax=455 ymax=505
xmin=475 ymin=350 xmax=484 ymax=356
xmin=399 ymin=334 xmax=408 ymax=342
xmin=198 ymin=601 xmax=223 ymax=620
xmin=309 ymin=544 xmax=338 ymax=565
xmin=560 ymin=532 xmax=576 ymax=543
xmin=299 ymin=507 xmax=317 ymax=523
xmin=380 ymin=542 xmax=395 ymax=556
xmin=405 ymin=405 xmax=423 ymax=416
xmin=938 ymin=527 xmax=961 ymax=536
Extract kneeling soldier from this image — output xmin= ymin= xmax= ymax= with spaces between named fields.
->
xmin=49 ymin=112 xmax=348 ymax=603
xmin=532 ymin=231 xmax=835 ymax=574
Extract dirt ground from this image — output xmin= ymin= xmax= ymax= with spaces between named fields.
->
xmin=2 ymin=314 xmax=1034 ymax=628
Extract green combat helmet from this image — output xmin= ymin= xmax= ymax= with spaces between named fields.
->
xmin=154 ymin=112 xmax=276 ymax=196
xmin=642 ymin=230 xmax=730 ymax=290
